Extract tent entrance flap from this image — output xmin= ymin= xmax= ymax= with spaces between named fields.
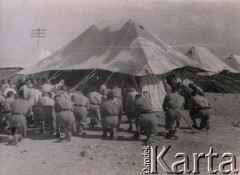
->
xmin=140 ymin=74 xmax=167 ymax=111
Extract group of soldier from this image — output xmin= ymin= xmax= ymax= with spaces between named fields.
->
xmin=0 ymin=77 xmax=211 ymax=146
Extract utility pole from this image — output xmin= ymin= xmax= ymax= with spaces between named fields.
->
xmin=31 ymin=28 xmax=46 ymax=45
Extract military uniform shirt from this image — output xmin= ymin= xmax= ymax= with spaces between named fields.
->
xmin=10 ymin=99 xmax=32 ymax=116
xmin=163 ymin=92 xmax=185 ymax=110
xmin=101 ymin=99 xmax=121 ymax=116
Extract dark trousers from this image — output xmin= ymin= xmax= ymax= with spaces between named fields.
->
xmin=189 ymin=109 xmax=210 ymax=129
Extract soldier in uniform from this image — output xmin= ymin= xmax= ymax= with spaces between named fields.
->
xmin=101 ymin=91 xmax=121 ymax=140
xmin=110 ymin=82 xmax=123 ymax=129
xmin=87 ymin=87 xmax=102 ymax=128
xmin=189 ymin=90 xmax=211 ymax=130
xmin=134 ymin=94 xmax=157 ymax=145
xmin=8 ymin=90 xmax=32 ymax=145
xmin=125 ymin=87 xmax=139 ymax=132
xmin=1 ymin=91 xmax=15 ymax=128
xmin=38 ymin=92 xmax=56 ymax=136
xmin=54 ymin=86 xmax=76 ymax=142
xmin=162 ymin=86 xmax=185 ymax=139
xmin=71 ymin=90 xmax=89 ymax=135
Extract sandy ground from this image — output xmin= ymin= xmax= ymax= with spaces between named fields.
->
xmin=0 ymin=93 xmax=240 ymax=175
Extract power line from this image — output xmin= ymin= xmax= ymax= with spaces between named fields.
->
xmin=31 ymin=28 xmax=46 ymax=45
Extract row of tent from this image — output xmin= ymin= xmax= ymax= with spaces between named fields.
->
xmin=1 ymin=20 xmax=240 ymax=111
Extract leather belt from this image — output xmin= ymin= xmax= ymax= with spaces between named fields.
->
xmin=58 ymin=109 xmax=72 ymax=112
xmin=90 ymin=103 xmax=98 ymax=105
xmin=140 ymin=111 xmax=154 ymax=115
xmin=74 ymin=104 xmax=85 ymax=107
xmin=12 ymin=113 xmax=23 ymax=115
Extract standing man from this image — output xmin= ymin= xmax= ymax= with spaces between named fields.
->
xmin=38 ymin=92 xmax=56 ymax=136
xmin=163 ymin=86 xmax=185 ymax=140
xmin=87 ymin=87 xmax=102 ymax=128
xmin=189 ymin=90 xmax=211 ymax=130
xmin=54 ymin=86 xmax=76 ymax=142
xmin=71 ymin=90 xmax=89 ymax=135
xmin=101 ymin=91 xmax=121 ymax=140
xmin=125 ymin=87 xmax=139 ymax=132
xmin=8 ymin=90 xmax=32 ymax=146
xmin=134 ymin=94 xmax=157 ymax=145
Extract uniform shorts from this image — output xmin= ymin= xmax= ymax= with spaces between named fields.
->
xmin=138 ymin=113 xmax=157 ymax=136
xmin=165 ymin=108 xmax=183 ymax=130
xmin=101 ymin=115 xmax=118 ymax=128
xmin=56 ymin=111 xmax=76 ymax=132
xmin=73 ymin=106 xmax=88 ymax=124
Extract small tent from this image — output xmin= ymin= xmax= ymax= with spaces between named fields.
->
xmin=186 ymin=46 xmax=237 ymax=73
xmin=0 ymin=46 xmax=51 ymax=81
xmin=20 ymin=20 xmax=209 ymax=111
xmin=224 ymin=55 xmax=240 ymax=72
xmin=185 ymin=47 xmax=240 ymax=92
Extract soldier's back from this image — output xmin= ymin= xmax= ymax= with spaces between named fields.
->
xmin=163 ymin=92 xmax=184 ymax=108
xmin=11 ymin=99 xmax=31 ymax=115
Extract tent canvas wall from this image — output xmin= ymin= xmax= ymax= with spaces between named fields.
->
xmin=19 ymin=20 xmax=209 ymax=111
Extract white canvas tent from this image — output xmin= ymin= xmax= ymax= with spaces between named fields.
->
xmin=224 ymin=55 xmax=240 ymax=71
xmin=186 ymin=46 xmax=237 ymax=73
xmin=19 ymin=20 xmax=209 ymax=111
xmin=0 ymin=46 xmax=51 ymax=81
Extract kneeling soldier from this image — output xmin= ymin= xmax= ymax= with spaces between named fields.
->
xmin=8 ymin=90 xmax=32 ymax=146
xmin=71 ymin=90 xmax=89 ymax=135
xmin=101 ymin=91 xmax=121 ymax=140
xmin=38 ymin=92 xmax=57 ymax=136
xmin=163 ymin=86 xmax=185 ymax=139
xmin=135 ymin=94 xmax=157 ymax=145
xmin=189 ymin=90 xmax=211 ymax=130
xmin=54 ymin=87 xmax=76 ymax=142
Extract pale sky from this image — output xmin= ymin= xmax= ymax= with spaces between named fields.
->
xmin=0 ymin=0 xmax=240 ymax=63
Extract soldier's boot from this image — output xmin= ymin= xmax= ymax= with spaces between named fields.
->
xmin=12 ymin=134 xmax=23 ymax=146
xmin=126 ymin=115 xmax=132 ymax=132
xmin=205 ymin=120 xmax=210 ymax=131
xmin=110 ymin=128 xmax=118 ymax=140
xmin=133 ymin=132 xmax=140 ymax=140
xmin=40 ymin=121 xmax=46 ymax=134
xmin=101 ymin=128 xmax=108 ymax=138
xmin=165 ymin=130 xmax=178 ymax=140
xmin=65 ymin=130 xmax=72 ymax=142
xmin=200 ymin=120 xmax=210 ymax=130
xmin=144 ymin=135 xmax=155 ymax=145
xmin=55 ymin=125 xmax=61 ymax=138
xmin=79 ymin=125 xmax=87 ymax=135
xmin=51 ymin=127 xmax=57 ymax=137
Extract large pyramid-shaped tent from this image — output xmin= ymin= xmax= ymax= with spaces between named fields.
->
xmin=224 ymin=55 xmax=240 ymax=71
xmin=186 ymin=46 xmax=237 ymax=73
xmin=20 ymin=20 xmax=207 ymax=76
